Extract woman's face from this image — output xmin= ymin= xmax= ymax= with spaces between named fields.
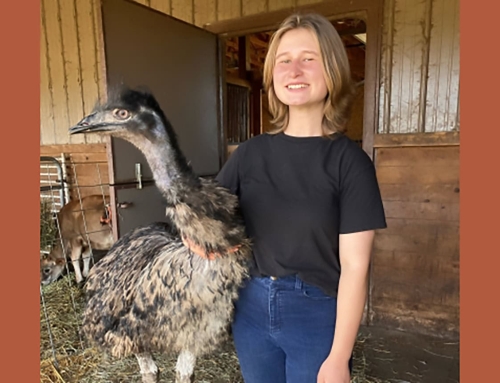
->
xmin=272 ymin=28 xmax=328 ymax=109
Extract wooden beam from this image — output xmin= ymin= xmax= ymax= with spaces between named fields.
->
xmin=336 ymin=24 xmax=367 ymax=36
xmin=204 ymin=0 xmax=374 ymax=36
xmin=373 ymin=132 xmax=460 ymax=148
xmin=238 ymin=36 xmax=248 ymax=79
xmin=40 ymin=143 xmax=107 ymax=154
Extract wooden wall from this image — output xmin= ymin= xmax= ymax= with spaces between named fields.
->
xmin=40 ymin=0 xmax=106 ymax=146
xmin=372 ymin=145 xmax=459 ymax=337
xmin=378 ymin=0 xmax=460 ymax=133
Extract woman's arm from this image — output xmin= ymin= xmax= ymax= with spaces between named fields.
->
xmin=318 ymin=229 xmax=375 ymax=383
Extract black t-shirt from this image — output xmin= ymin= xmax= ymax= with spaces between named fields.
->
xmin=216 ymin=132 xmax=387 ymax=297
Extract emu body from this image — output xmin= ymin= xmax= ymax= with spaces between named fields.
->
xmin=84 ymin=221 xmax=248 ymax=357
xmin=70 ymin=87 xmax=251 ymax=383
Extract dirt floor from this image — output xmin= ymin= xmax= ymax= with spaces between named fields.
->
xmin=357 ymin=326 xmax=459 ymax=383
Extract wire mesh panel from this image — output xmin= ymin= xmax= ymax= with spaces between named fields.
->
xmin=40 ymin=156 xmax=66 ymax=210
xmin=39 ymin=153 xmax=114 ymax=374
xmin=40 ymin=156 xmax=67 ymax=254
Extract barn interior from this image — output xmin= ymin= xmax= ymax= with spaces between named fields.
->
xmin=223 ymin=17 xmax=366 ymax=152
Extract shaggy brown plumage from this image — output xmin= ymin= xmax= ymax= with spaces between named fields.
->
xmin=69 ymin=87 xmax=252 ymax=383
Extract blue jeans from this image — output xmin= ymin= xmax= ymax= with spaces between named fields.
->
xmin=231 ymin=275 xmax=352 ymax=383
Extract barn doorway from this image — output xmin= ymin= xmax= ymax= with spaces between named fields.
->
xmin=222 ymin=18 xmax=367 ymax=155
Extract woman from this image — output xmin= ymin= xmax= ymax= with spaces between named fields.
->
xmin=185 ymin=12 xmax=386 ymax=383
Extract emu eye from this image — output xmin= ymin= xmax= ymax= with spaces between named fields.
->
xmin=113 ymin=108 xmax=130 ymax=120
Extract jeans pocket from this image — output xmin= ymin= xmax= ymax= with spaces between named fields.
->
xmin=301 ymin=283 xmax=334 ymax=300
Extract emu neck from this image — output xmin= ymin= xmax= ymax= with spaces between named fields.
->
xmin=134 ymin=139 xmax=200 ymax=202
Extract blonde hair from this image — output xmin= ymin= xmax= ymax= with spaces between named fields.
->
xmin=263 ymin=13 xmax=356 ymax=136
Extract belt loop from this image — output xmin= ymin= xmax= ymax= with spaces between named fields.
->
xmin=295 ymin=275 xmax=303 ymax=290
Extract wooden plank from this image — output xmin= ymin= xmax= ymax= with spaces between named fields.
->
xmin=133 ymin=0 xmax=150 ymax=6
xmin=75 ymin=0 xmax=101 ymax=143
xmin=373 ymin=249 xmax=459 ymax=274
xmin=194 ymin=0 xmax=216 ymax=27
xmin=378 ymin=0 xmax=395 ymax=134
xmin=216 ymin=0 xmax=241 ymax=21
xmin=372 ymin=250 xmax=459 ymax=306
xmin=67 ymin=164 xmax=109 ymax=178
xmin=40 ymin=143 xmax=107 ymax=155
xmin=371 ymin=297 xmax=459 ymax=336
xmin=68 ymin=185 xmax=111 ymax=200
xmin=377 ymin=146 xmax=459 ymax=167
xmin=59 ymin=0 xmax=86 ymax=144
xmin=379 ymin=183 xmax=460 ymax=204
xmin=382 ymin=217 xmax=459 ymax=237
xmin=374 ymin=231 xmax=458 ymax=255
xmin=374 ymin=132 xmax=459 ymax=147
xmin=67 ymin=162 xmax=109 ymax=176
xmin=372 ymin=275 xmax=459 ymax=310
xmin=93 ymin=0 xmax=107 ymax=104
xmin=269 ymin=0 xmax=295 ymax=12
xmin=376 ymin=165 xmax=459 ymax=185
xmin=44 ymin=0 xmax=70 ymax=144
xmin=150 ymin=0 xmax=171 ymax=15
xmin=68 ymin=153 xmax=108 ymax=164
xmin=373 ymin=273 xmax=459 ymax=309
xmin=387 ymin=0 xmax=426 ymax=133
xmin=425 ymin=0 xmax=460 ymax=132
xmin=40 ymin=2 xmax=56 ymax=146
xmin=205 ymin=0 xmax=374 ymax=35
xmin=66 ymin=169 xmax=110 ymax=186
xmin=382 ymin=200 xmax=459 ymax=222
xmin=296 ymin=0 xmax=320 ymax=5
xmin=372 ymin=297 xmax=460 ymax=320
xmin=242 ymin=0 xmax=267 ymax=17
xmin=171 ymin=0 xmax=193 ymax=23
xmin=372 ymin=296 xmax=459 ymax=318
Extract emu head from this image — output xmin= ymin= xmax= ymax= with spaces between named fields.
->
xmin=70 ymin=86 xmax=197 ymax=189
xmin=69 ymin=87 xmax=181 ymax=153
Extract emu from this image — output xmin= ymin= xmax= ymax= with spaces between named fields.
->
xmin=69 ymin=87 xmax=251 ymax=383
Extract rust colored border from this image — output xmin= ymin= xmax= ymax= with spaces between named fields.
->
xmin=461 ymin=0 xmax=499 ymax=380
xmin=3 ymin=0 xmax=40 ymax=381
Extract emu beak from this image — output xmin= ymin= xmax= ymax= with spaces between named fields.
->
xmin=69 ymin=112 xmax=114 ymax=135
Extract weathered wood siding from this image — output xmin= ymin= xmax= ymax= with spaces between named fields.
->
xmin=40 ymin=0 xmax=460 ymax=143
xmin=379 ymin=0 xmax=460 ymax=133
xmin=40 ymin=0 xmax=106 ymax=145
xmin=371 ymin=146 xmax=459 ymax=337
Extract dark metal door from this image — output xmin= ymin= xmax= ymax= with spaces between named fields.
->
xmin=101 ymin=0 xmax=223 ymax=239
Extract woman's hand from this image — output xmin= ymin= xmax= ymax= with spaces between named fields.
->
xmin=317 ymin=356 xmax=350 ymax=383
xmin=181 ymin=236 xmax=241 ymax=260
